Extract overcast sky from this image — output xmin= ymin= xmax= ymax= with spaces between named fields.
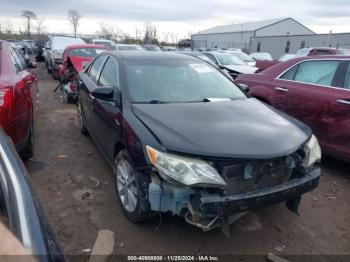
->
xmin=0 ymin=0 xmax=349 ymax=40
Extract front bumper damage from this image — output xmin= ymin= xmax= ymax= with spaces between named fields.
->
xmin=148 ymin=166 xmax=320 ymax=234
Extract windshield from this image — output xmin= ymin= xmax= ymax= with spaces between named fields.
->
xmin=68 ymin=48 xmax=105 ymax=58
xmin=231 ymin=52 xmax=255 ymax=62
xmin=215 ymin=53 xmax=246 ymax=66
xmin=123 ymin=60 xmax=246 ymax=103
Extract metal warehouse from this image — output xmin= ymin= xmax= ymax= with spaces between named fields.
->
xmin=191 ymin=17 xmax=350 ymax=58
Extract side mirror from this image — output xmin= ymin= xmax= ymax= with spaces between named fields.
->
xmin=238 ymin=83 xmax=249 ymax=93
xmin=91 ymin=86 xmax=114 ymax=101
xmin=92 ymin=86 xmax=122 ymax=107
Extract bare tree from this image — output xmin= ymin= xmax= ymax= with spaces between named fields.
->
xmin=144 ymin=22 xmax=158 ymax=44
xmin=35 ymin=18 xmax=45 ymax=35
xmin=135 ymin=27 xmax=142 ymax=42
xmin=97 ymin=23 xmax=123 ymax=41
xmin=3 ymin=20 xmax=13 ymax=34
xmin=161 ymin=32 xmax=170 ymax=44
xmin=21 ymin=10 xmax=37 ymax=39
xmin=170 ymin=32 xmax=179 ymax=45
xmin=68 ymin=9 xmax=82 ymax=37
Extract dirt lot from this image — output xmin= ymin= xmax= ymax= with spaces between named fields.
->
xmin=25 ymin=63 xmax=350 ymax=260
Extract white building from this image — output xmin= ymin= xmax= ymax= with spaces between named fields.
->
xmin=191 ymin=18 xmax=315 ymax=51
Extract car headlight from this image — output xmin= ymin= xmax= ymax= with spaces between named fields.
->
xmin=146 ymin=146 xmax=227 ymax=187
xmin=304 ymin=135 xmax=321 ymax=167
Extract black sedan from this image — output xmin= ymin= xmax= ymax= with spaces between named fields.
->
xmin=77 ymin=51 xmax=321 ymax=234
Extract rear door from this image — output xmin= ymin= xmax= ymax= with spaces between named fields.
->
xmin=78 ymin=55 xmax=107 ymax=137
xmin=271 ymin=59 xmax=341 ymax=146
xmin=326 ymin=61 xmax=350 ymax=158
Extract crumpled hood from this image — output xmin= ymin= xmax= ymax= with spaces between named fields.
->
xmin=224 ymin=65 xmax=258 ymax=74
xmin=69 ymin=56 xmax=93 ymax=72
xmin=132 ymin=98 xmax=310 ymax=159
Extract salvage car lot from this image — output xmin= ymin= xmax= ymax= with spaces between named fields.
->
xmin=25 ymin=62 xmax=350 ymax=258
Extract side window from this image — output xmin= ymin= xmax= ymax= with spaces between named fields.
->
xmin=280 ymin=65 xmax=298 ymax=80
xmin=13 ymin=49 xmax=27 ymax=69
xmin=10 ymin=49 xmax=23 ymax=72
xmin=344 ymin=63 xmax=350 ymax=89
xmin=98 ymin=57 xmax=118 ymax=87
xmin=88 ymin=55 xmax=106 ymax=83
xmin=294 ymin=61 xmax=339 ymax=86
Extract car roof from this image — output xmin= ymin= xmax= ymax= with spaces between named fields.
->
xmin=107 ymin=51 xmax=200 ymax=61
xmin=289 ymin=55 xmax=350 ymax=61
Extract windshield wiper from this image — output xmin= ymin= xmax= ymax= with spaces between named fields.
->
xmin=148 ymin=100 xmax=168 ymax=104
xmin=199 ymin=98 xmax=232 ymax=102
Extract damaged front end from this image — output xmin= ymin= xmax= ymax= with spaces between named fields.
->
xmin=146 ymin=139 xmax=321 ymax=234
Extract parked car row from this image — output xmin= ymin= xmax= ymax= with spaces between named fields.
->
xmin=0 ymin=40 xmax=63 ymax=260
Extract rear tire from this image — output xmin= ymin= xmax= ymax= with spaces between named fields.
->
xmin=114 ymin=150 xmax=153 ymax=222
xmin=77 ymin=101 xmax=88 ymax=135
xmin=20 ymin=121 xmax=34 ymax=160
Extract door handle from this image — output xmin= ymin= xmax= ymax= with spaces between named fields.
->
xmin=336 ymin=99 xmax=350 ymax=105
xmin=275 ymin=87 xmax=289 ymax=92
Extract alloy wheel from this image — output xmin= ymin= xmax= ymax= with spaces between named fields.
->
xmin=116 ymin=160 xmax=138 ymax=212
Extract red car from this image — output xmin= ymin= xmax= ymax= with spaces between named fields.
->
xmin=236 ymin=56 xmax=350 ymax=161
xmin=58 ymin=44 xmax=109 ymax=103
xmin=295 ymin=47 xmax=350 ymax=57
xmin=0 ymin=41 xmax=38 ymax=159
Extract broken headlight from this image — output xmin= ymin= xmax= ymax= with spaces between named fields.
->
xmin=146 ymin=146 xmax=227 ymax=187
xmin=304 ymin=135 xmax=321 ymax=167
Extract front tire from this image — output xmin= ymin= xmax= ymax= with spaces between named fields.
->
xmin=114 ymin=150 xmax=152 ymax=222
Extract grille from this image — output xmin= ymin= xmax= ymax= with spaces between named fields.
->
xmin=215 ymin=155 xmax=298 ymax=195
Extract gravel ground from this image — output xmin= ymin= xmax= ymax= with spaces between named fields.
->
xmin=25 ymin=63 xmax=350 ymax=261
